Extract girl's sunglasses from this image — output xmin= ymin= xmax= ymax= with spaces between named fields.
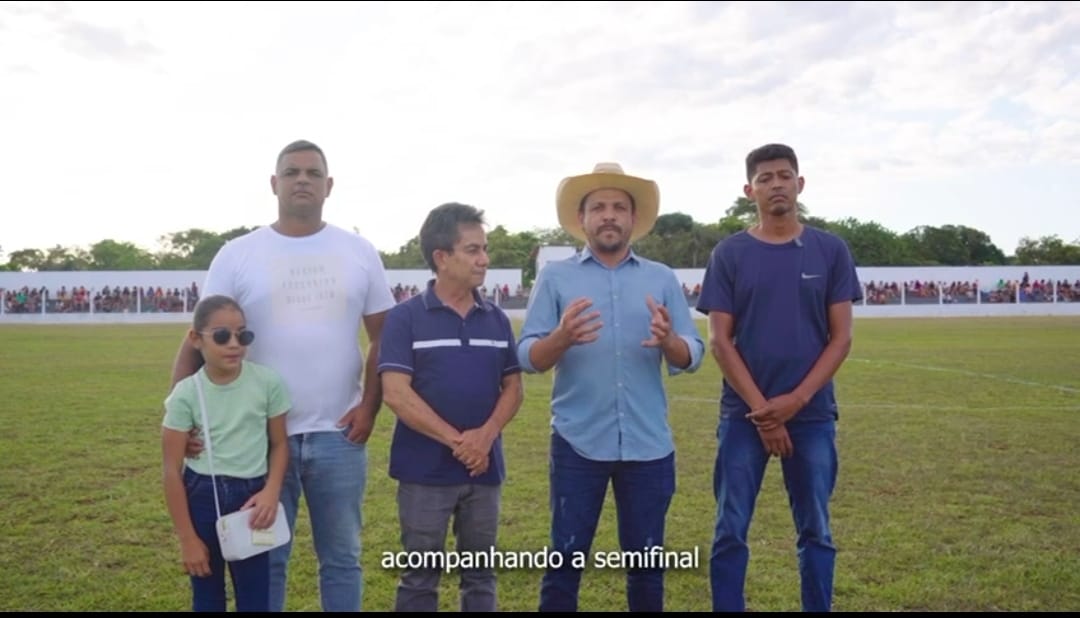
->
xmin=200 ymin=328 xmax=255 ymax=346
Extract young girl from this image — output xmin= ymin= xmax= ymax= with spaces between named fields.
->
xmin=162 ymin=295 xmax=291 ymax=612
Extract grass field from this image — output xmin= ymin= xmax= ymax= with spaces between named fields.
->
xmin=1 ymin=316 xmax=1078 ymax=612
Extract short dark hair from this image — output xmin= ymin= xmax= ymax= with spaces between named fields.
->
xmin=277 ymin=140 xmax=328 ymax=173
xmin=746 ymin=143 xmax=798 ymax=182
xmin=420 ymin=202 xmax=486 ymax=272
xmin=192 ymin=295 xmax=244 ymax=332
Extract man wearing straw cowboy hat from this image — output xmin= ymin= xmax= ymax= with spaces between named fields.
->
xmin=517 ymin=162 xmax=705 ymax=612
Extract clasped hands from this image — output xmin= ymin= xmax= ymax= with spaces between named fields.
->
xmin=451 ymin=427 xmax=495 ymax=477
xmin=746 ymin=392 xmax=808 ymax=458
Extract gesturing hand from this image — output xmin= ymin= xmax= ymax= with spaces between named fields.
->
xmin=556 ymin=297 xmax=603 ymax=347
xmin=641 ymin=295 xmax=672 ymax=347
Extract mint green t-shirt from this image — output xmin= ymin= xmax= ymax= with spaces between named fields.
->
xmin=163 ymin=361 xmax=291 ymax=479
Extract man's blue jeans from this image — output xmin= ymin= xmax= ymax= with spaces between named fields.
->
xmin=184 ymin=468 xmax=270 ymax=612
xmin=270 ymin=430 xmax=367 ymax=612
xmin=710 ymin=418 xmax=838 ymax=612
xmin=539 ymin=431 xmax=676 ymax=612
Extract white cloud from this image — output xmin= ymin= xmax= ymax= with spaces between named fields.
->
xmin=1 ymin=0 xmax=1078 ymax=261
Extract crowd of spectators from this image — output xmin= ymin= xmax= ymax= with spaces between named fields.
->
xmin=2 ymin=283 xmax=200 ymax=314
xmin=862 ymin=275 xmax=1080 ymax=305
xmin=4 ymin=275 xmax=1079 ymax=315
xmin=390 ymin=282 xmax=527 ymax=308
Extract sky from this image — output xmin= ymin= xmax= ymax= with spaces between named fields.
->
xmin=2 ymin=1 xmax=1079 ymax=260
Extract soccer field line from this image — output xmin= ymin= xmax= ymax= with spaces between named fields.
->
xmin=669 ymin=398 xmax=1080 ymax=412
xmin=846 ymin=357 xmax=1080 ymax=394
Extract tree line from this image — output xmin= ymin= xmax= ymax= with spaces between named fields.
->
xmin=3 ymin=199 xmax=1078 ymax=284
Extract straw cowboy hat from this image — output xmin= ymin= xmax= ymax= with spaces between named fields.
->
xmin=555 ymin=162 xmax=660 ymax=243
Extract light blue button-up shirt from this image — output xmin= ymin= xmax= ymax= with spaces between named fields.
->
xmin=517 ymin=247 xmax=705 ymax=462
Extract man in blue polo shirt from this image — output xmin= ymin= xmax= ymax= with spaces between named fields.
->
xmin=517 ymin=162 xmax=705 ymax=612
xmin=696 ymin=143 xmax=863 ymax=612
xmin=378 ymin=202 xmax=524 ymax=612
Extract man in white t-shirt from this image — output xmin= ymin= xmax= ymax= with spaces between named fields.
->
xmin=170 ymin=139 xmax=396 ymax=612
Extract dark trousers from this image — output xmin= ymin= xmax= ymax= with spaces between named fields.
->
xmin=184 ymin=467 xmax=270 ymax=612
xmin=539 ymin=432 xmax=676 ymax=612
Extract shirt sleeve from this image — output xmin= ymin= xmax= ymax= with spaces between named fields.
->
xmin=516 ymin=266 xmax=560 ymax=374
xmin=696 ymin=240 xmax=735 ymax=315
xmin=359 ymin=236 xmax=397 ymax=316
xmin=828 ymin=237 xmax=864 ymax=305
xmin=499 ymin=309 xmax=522 ymax=376
xmin=201 ymin=240 xmax=236 ymax=299
xmin=266 ymin=370 xmax=292 ymax=418
xmin=377 ymin=304 xmax=414 ymax=376
xmin=664 ymin=269 xmax=706 ymax=376
xmin=162 ymin=380 xmax=195 ymax=432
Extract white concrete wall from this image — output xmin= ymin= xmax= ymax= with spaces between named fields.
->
xmin=0 ymin=311 xmax=196 ymax=325
xmin=536 ymin=246 xmax=578 ymax=274
xmin=848 ymin=302 xmax=1080 ymax=319
xmin=4 ymin=299 xmax=1079 ymax=325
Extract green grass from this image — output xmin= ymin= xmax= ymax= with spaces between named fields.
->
xmin=1 ymin=317 xmax=1078 ymax=611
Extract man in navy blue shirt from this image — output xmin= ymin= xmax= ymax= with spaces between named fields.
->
xmin=696 ymin=144 xmax=863 ymax=612
xmin=517 ymin=162 xmax=706 ymax=612
xmin=378 ymin=202 xmax=524 ymax=612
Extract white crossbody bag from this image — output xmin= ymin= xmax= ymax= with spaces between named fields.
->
xmin=194 ymin=373 xmax=290 ymax=562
